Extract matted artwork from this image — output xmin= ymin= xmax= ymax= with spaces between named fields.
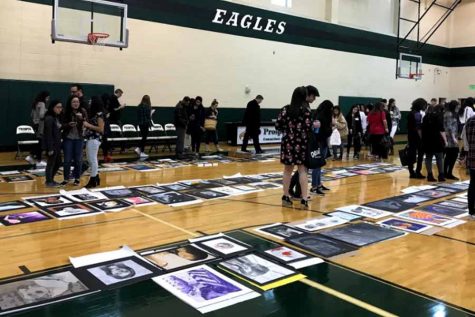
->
xmin=419 ymin=205 xmax=468 ymax=218
xmin=25 ymin=195 xmax=73 ymax=208
xmin=185 ymin=189 xmax=229 ymax=200
xmin=121 ymin=196 xmax=157 ymax=207
xmin=212 ymin=187 xmax=249 ymax=196
xmin=247 ymin=182 xmax=282 ymax=189
xmin=44 ymin=204 xmax=101 ymax=219
xmin=395 ymin=194 xmax=432 ymax=204
xmin=416 ymin=189 xmax=452 ymax=199
xmin=87 ymin=199 xmax=131 ymax=212
xmin=395 ymin=210 xmax=457 ymax=227
xmin=76 ymin=257 xmax=160 ymax=289
xmin=152 ymin=265 xmax=259 ymax=314
xmin=3 ymin=175 xmax=34 ymax=183
xmin=209 ymin=179 xmax=239 ymax=186
xmin=182 ymin=181 xmax=220 ymax=190
xmin=319 ymin=222 xmax=404 ymax=247
xmin=0 ymin=270 xmax=92 ymax=315
xmin=0 ymin=211 xmax=52 ymax=226
xmin=148 ymin=192 xmax=200 ymax=206
xmin=130 ymin=185 xmax=166 ymax=195
xmin=286 ymin=234 xmax=358 ymax=258
xmin=336 ymin=205 xmax=392 ymax=219
xmin=98 ymin=188 xmax=136 ymax=199
xmin=437 ymin=200 xmax=468 ymax=210
xmin=377 ymin=218 xmax=432 ymax=234
xmin=325 ymin=211 xmax=362 ymax=222
xmin=363 ymin=199 xmax=414 ymax=212
xmin=125 ymin=164 xmax=160 ymax=172
xmin=0 ymin=201 xmax=29 ymax=213
xmin=196 ymin=237 xmax=251 ymax=257
xmin=291 ymin=217 xmax=348 ymax=232
xmin=254 ymin=224 xmax=305 ymax=240
xmin=157 ymin=183 xmax=190 ymax=192
xmin=59 ymin=188 xmax=107 ymax=202
xmin=219 ymin=253 xmax=302 ymax=290
xmin=141 ymin=244 xmax=216 ymax=271
xmin=263 ymin=246 xmax=323 ymax=269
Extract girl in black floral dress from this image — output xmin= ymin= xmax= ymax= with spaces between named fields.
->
xmin=276 ymin=86 xmax=312 ymax=209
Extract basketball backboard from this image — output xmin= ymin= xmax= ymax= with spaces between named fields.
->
xmin=51 ymin=0 xmax=128 ymax=49
xmin=397 ymin=53 xmax=423 ymax=81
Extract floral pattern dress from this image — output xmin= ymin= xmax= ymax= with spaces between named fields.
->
xmin=275 ymin=105 xmax=312 ymax=165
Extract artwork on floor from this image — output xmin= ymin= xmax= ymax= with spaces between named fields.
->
xmin=211 ymin=187 xmax=250 ymax=196
xmin=415 ymin=189 xmax=452 ymax=199
xmin=210 ymin=178 xmax=239 ymax=186
xmin=247 ymin=182 xmax=282 ymax=189
xmin=148 ymin=192 xmax=200 ymax=206
xmin=395 ymin=210 xmax=458 ymax=227
xmin=318 ymin=222 xmax=404 ymax=247
xmin=0 ymin=270 xmax=92 ymax=315
xmin=363 ymin=199 xmax=415 ymax=212
xmin=286 ymin=234 xmax=358 ymax=258
xmin=254 ymin=224 xmax=305 ymax=240
xmin=44 ymin=203 xmax=101 ymax=219
xmin=3 ymin=175 xmax=35 ymax=183
xmin=395 ymin=194 xmax=432 ymax=204
xmin=25 ymin=195 xmax=73 ymax=208
xmin=196 ymin=237 xmax=251 ymax=257
xmin=157 ymin=183 xmax=190 ymax=192
xmin=419 ymin=205 xmax=468 ymax=218
xmin=130 ymin=185 xmax=166 ymax=196
xmin=152 ymin=265 xmax=259 ymax=314
xmin=182 ymin=181 xmax=220 ymax=190
xmin=0 ymin=201 xmax=29 ymax=213
xmin=97 ymin=187 xmax=137 ymax=199
xmin=87 ymin=200 xmax=131 ymax=212
xmin=325 ymin=211 xmax=363 ymax=222
xmin=0 ymin=211 xmax=52 ymax=226
xmin=125 ymin=164 xmax=160 ymax=172
xmin=76 ymin=257 xmax=160 ymax=289
xmin=218 ymin=253 xmax=303 ymax=290
xmin=437 ymin=200 xmax=468 ymax=210
xmin=377 ymin=218 xmax=433 ymax=234
xmin=121 ymin=196 xmax=157 ymax=207
xmin=263 ymin=246 xmax=324 ymax=269
xmin=59 ymin=188 xmax=108 ymax=202
xmin=291 ymin=217 xmax=348 ymax=232
xmin=184 ymin=189 xmax=229 ymax=200
xmin=336 ymin=205 xmax=392 ymax=219
xmin=436 ymin=183 xmax=469 ymax=191
xmin=141 ymin=244 xmax=216 ymax=271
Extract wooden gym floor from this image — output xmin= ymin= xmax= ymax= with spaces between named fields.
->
xmin=0 ymin=144 xmax=474 ymax=316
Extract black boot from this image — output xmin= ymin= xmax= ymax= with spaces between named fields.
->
xmin=300 ymin=198 xmax=309 ymax=210
xmin=438 ymin=174 xmax=446 ymax=182
xmin=282 ymin=195 xmax=293 ymax=207
xmin=427 ymin=173 xmax=437 ymax=182
xmin=85 ymin=176 xmax=97 ymax=189
xmin=96 ymin=175 xmax=101 ymax=186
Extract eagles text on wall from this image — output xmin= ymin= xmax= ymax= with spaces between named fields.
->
xmin=212 ymin=9 xmax=286 ymax=35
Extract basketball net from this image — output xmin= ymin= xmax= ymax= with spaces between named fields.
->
xmin=87 ymin=33 xmax=110 ymax=51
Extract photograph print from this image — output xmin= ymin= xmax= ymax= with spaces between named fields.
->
xmin=184 ymin=189 xmax=229 ymax=200
xmin=336 ymin=205 xmax=392 ymax=219
xmin=415 ymin=189 xmax=452 ymax=199
xmin=44 ymin=204 xmax=101 ymax=218
xmin=264 ymin=246 xmax=308 ymax=263
xmin=25 ymin=195 xmax=73 ymax=208
xmin=377 ymin=218 xmax=432 ymax=234
xmin=325 ymin=211 xmax=362 ymax=222
xmin=3 ymin=175 xmax=34 ymax=183
xmin=286 ymin=234 xmax=358 ymax=258
xmin=99 ymin=188 xmax=136 ymax=199
xmin=419 ymin=205 xmax=468 ymax=218
xmin=256 ymin=224 xmax=305 ymax=240
xmin=437 ymin=200 xmax=468 ymax=210
xmin=130 ymin=185 xmax=166 ymax=196
xmin=219 ymin=253 xmax=298 ymax=286
xmin=78 ymin=257 xmax=160 ymax=289
xmin=396 ymin=210 xmax=458 ymax=227
xmin=318 ymin=222 xmax=404 ymax=247
xmin=0 ymin=271 xmax=90 ymax=315
xmin=0 ymin=201 xmax=29 ymax=213
xmin=157 ymin=183 xmax=190 ymax=192
xmin=363 ymin=199 xmax=415 ymax=212
xmin=0 ymin=211 xmax=52 ymax=226
xmin=292 ymin=217 xmax=348 ymax=232
xmin=153 ymin=265 xmax=259 ymax=314
xmin=87 ymin=199 xmax=131 ymax=212
xmin=121 ymin=196 xmax=157 ymax=206
xmin=196 ymin=237 xmax=250 ymax=257
xmin=148 ymin=192 xmax=198 ymax=205
xmin=395 ymin=194 xmax=432 ymax=204
xmin=142 ymin=244 xmax=216 ymax=271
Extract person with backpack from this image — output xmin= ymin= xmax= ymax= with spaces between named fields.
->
xmin=276 ymin=87 xmax=313 ymax=209
xmin=26 ymin=91 xmax=50 ymax=167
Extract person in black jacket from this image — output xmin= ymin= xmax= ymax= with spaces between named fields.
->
xmin=422 ymin=104 xmax=447 ymax=182
xmin=43 ymin=100 xmax=64 ymax=187
xmin=188 ymin=96 xmax=206 ymax=155
xmin=241 ymin=95 xmax=264 ymax=154
xmin=174 ymin=96 xmax=191 ymax=159
xmin=346 ymin=105 xmax=363 ymax=159
xmin=407 ymin=98 xmax=426 ymax=179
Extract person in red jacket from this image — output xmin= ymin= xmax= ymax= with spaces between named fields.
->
xmin=367 ymin=102 xmax=389 ymax=160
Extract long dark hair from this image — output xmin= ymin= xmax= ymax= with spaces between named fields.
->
xmin=347 ymin=105 xmax=360 ymax=120
xmin=89 ymin=96 xmax=104 ymax=118
xmin=32 ymin=91 xmax=50 ymax=109
xmin=411 ymin=98 xmax=427 ymax=112
xmin=447 ymin=100 xmax=459 ymax=115
xmin=371 ymin=102 xmax=384 ymax=113
xmin=459 ymin=97 xmax=474 ymax=116
xmin=64 ymin=95 xmax=80 ymax=119
xmin=288 ymin=86 xmax=307 ymax=118
xmin=46 ymin=100 xmax=62 ymax=117
xmin=140 ymin=95 xmax=151 ymax=107
xmin=316 ymin=100 xmax=334 ymax=119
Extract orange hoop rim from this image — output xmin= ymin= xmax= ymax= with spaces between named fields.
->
xmin=87 ymin=32 xmax=110 ymax=44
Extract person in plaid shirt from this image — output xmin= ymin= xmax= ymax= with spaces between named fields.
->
xmin=465 ymin=115 xmax=475 ymax=219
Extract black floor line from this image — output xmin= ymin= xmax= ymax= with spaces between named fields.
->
xmin=434 ymin=233 xmax=475 ymax=247
xmin=18 ymin=265 xmax=30 ymax=274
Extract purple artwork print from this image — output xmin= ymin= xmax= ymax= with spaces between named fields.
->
xmin=165 ymin=268 xmax=240 ymax=301
xmin=0 ymin=211 xmax=50 ymax=226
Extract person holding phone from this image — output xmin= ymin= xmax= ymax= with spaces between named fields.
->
xmin=61 ymin=96 xmax=88 ymax=186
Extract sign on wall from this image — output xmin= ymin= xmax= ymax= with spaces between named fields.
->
xmin=236 ymin=126 xmax=282 ymax=145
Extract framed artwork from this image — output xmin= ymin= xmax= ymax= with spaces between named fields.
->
xmin=129 ymin=185 xmax=166 ymax=196
xmin=377 ymin=218 xmax=432 ymax=234
xmin=98 ymin=188 xmax=136 ymax=199
xmin=87 ymin=200 xmax=131 ymax=212
xmin=184 ymin=189 xmax=229 ymax=200
xmin=363 ymin=199 xmax=414 ymax=212
xmin=44 ymin=204 xmax=101 ymax=219
xmin=25 ymin=195 xmax=73 ymax=208
xmin=263 ymin=246 xmax=323 ymax=269
xmin=141 ymin=244 xmax=216 ymax=271
xmin=157 ymin=184 xmax=190 ymax=192
xmin=3 ymin=175 xmax=34 ymax=183
xmin=396 ymin=210 xmax=458 ymax=227
xmin=148 ymin=192 xmax=199 ymax=206
xmin=195 ymin=236 xmax=251 ymax=257
xmin=0 ymin=211 xmax=52 ymax=226
xmin=0 ymin=201 xmax=30 ymax=213
xmin=254 ymin=224 xmax=305 ymax=240
xmin=286 ymin=234 xmax=358 ymax=258
xmin=121 ymin=196 xmax=157 ymax=207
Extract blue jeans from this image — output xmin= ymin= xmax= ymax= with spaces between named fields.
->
xmin=311 ymin=145 xmax=328 ymax=187
xmin=63 ymin=138 xmax=84 ymax=180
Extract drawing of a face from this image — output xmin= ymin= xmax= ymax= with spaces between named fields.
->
xmin=215 ymin=242 xmax=234 ymax=250
xmin=43 ymin=197 xmax=61 ymax=204
xmin=102 ymin=201 xmax=118 ymax=208
xmin=17 ymin=285 xmax=50 ymax=302
xmin=103 ymin=264 xmax=135 ymax=279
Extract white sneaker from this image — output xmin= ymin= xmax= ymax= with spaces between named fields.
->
xmin=134 ymin=147 xmax=141 ymax=156
xmin=25 ymin=155 xmax=36 ymax=165
xmin=36 ymin=161 xmax=47 ymax=168
xmin=140 ymin=152 xmax=149 ymax=158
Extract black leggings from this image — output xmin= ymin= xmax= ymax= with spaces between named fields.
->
xmin=191 ymin=131 xmax=203 ymax=152
xmin=347 ymin=133 xmax=362 ymax=156
xmin=139 ymin=124 xmax=149 ymax=153
xmin=444 ymin=147 xmax=459 ymax=176
xmin=469 ymin=169 xmax=475 ymax=215
xmin=45 ymin=149 xmax=62 ymax=183
xmin=205 ymin=130 xmax=218 ymax=145
xmin=369 ymin=134 xmax=387 ymax=159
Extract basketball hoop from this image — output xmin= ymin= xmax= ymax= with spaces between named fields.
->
xmin=87 ymin=32 xmax=110 ymax=46
xmin=409 ymin=73 xmax=423 ymax=81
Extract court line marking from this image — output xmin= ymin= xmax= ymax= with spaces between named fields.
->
xmin=132 ymin=208 xmax=199 ymax=237
xmin=300 ymin=278 xmax=398 ymax=317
